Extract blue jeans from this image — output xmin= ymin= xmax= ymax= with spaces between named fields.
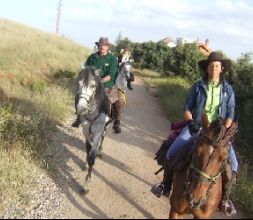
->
xmin=165 ymin=125 xmax=239 ymax=173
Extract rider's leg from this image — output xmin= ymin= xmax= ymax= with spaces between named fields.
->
xmin=222 ymin=144 xmax=238 ymax=201
xmin=72 ymin=94 xmax=81 ymax=127
xmin=228 ymin=144 xmax=239 ymax=173
xmin=151 ymin=158 xmax=176 ymax=198
xmin=127 ymin=72 xmax=134 ymax=90
xmin=220 ymin=144 xmax=238 ymax=215
xmin=165 ymin=125 xmax=197 ymax=160
xmin=151 ymin=125 xmax=196 ymax=198
xmin=112 ymin=91 xmax=125 ymax=134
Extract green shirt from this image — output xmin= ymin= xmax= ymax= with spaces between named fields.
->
xmin=85 ymin=52 xmax=118 ymax=88
xmin=205 ymin=82 xmax=221 ymax=123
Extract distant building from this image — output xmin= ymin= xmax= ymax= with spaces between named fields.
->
xmin=176 ymin=37 xmax=196 ymax=45
xmin=161 ymin=37 xmax=176 ymax=48
xmin=161 ymin=36 xmax=197 ymax=47
xmin=197 ymin=39 xmax=212 ymax=56
xmin=161 ymin=36 xmax=212 ymax=55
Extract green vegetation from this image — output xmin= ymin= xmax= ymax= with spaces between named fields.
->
xmin=0 ymin=18 xmax=90 ymax=213
xmin=122 ymin=36 xmax=253 ymax=214
xmin=134 ymin=61 xmax=253 ymax=215
xmin=134 ymin=68 xmax=190 ymax=122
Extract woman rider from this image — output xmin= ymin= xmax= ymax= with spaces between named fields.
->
xmin=151 ymin=51 xmax=238 ymax=215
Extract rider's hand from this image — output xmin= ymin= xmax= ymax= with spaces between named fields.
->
xmin=188 ymin=120 xmax=200 ymax=135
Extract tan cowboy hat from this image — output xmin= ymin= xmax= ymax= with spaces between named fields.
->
xmin=95 ymin=37 xmax=111 ymax=46
xmin=198 ymin=51 xmax=232 ymax=73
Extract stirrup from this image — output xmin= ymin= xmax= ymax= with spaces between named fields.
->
xmin=220 ymin=200 xmax=237 ymax=216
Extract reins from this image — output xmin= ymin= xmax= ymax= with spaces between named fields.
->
xmin=184 ymin=122 xmax=238 ymax=209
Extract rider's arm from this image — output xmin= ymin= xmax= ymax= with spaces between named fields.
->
xmin=184 ymin=83 xmax=198 ymax=121
xmin=184 ymin=111 xmax=193 ymax=122
xmin=108 ymin=55 xmax=118 ymax=83
xmin=102 ymin=75 xmax=111 ymax=83
xmin=225 ymin=85 xmax=236 ymax=128
xmin=85 ymin=54 xmax=93 ymax=66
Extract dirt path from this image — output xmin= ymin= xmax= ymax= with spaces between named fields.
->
xmin=45 ymin=76 xmax=244 ymax=219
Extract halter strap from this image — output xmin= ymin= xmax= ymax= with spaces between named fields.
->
xmin=190 ymin=163 xmax=221 ymax=183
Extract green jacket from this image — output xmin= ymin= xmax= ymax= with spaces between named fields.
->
xmin=85 ymin=52 xmax=118 ymax=88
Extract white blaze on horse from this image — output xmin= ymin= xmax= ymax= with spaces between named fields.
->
xmin=76 ymin=66 xmax=111 ymax=194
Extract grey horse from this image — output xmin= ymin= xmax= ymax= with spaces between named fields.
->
xmin=75 ymin=66 xmax=111 ymax=194
xmin=115 ymin=61 xmax=134 ymax=91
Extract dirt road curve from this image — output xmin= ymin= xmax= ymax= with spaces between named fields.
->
xmin=47 ymin=76 xmax=244 ymax=219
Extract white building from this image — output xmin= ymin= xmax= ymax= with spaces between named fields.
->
xmin=176 ymin=37 xmax=196 ymax=45
xmin=161 ymin=36 xmax=196 ymax=48
xmin=162 ymin=37 xmax=177 ymax=48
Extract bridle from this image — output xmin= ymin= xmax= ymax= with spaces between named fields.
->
xmin=78 ymin=87 xmax=100 ymax=134
xmin=184 ymin=132 xmax=227 ymax=210
xmin=120 ymin=62 xmax=131 ymax=80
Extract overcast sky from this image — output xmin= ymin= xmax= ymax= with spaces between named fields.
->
xmin=0 ymin=0 xmax=253 ymax=60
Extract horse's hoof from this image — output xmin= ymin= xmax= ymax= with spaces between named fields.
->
xmin=80 ymin=188 xmax=89 ymax=195
xmin=81 ymin=163 xmax=88 ymax=171
xmin=97 ymin=151 xmax=103 ymax=158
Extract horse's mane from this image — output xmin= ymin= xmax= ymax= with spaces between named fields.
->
xmin=208 ymin=118 xmax=238 ymax=148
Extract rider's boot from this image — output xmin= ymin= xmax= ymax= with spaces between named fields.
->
xmin=151 ymin=159 xmax=173 ymax=198
xmin=220 ymin=164 xmax=237 ymax=216
xmin=113 ymin=120 xmax=121 ymax=134
xmin=127 ymin=81 xmax=133 ymax=90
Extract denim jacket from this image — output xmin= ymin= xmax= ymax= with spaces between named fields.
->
xmin=184 ymin=80 xmax=235 ymax=125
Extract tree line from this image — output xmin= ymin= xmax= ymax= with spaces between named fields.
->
xmin=113 ymin=37 xmax=253 ymax=161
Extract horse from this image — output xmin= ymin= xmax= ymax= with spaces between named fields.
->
xmin=75 ymin=66 xmax=111 ymax=194
xmin=115 ymin=61 xmax=133 ymax=92
xmin=169 ymin=115 xmax=238 ymax=219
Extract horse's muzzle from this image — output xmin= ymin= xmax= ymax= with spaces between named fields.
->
xmin=77 ymin=97 xmax=89 ymax=115
xmin=187 ymin=193 xmax=207 ymax=210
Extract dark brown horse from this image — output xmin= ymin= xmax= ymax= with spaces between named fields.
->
xmin=169 ymin=115 xmax=238 ymax=219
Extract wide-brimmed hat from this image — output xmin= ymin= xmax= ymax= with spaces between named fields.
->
xmin=198 ymin=51 xmax=232 ymax=73
xmin=95 ymin=37 xmax=111 ymax=46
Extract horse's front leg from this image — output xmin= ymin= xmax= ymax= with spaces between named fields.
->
xmin=83 ymin=117 xmax=106 ymax=194
xmin=169 ymin=210 xmax=183 ymax=219
xmin=80 ymin=141 xmax=92 ymax=195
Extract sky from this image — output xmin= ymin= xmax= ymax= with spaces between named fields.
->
xmin=0 ymin=0 xmax=253 ymax=60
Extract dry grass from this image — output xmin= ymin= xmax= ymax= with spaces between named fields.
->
xmin=0 ymin=18 xmax=90 ymax=213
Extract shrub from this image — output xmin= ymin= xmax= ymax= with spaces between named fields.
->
xmin=30 ymin=80 xmax=48 ymax=94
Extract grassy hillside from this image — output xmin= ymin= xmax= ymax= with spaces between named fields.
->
xmin=0 ymin=18 xmax=90 ymax=214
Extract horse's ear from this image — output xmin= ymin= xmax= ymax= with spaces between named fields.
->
xmin=202 ymin=112 xmax=210 ymax=130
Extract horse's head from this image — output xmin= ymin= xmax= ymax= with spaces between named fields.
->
xmin=186 ymin=114 xmax=237 ymax=209
xmin=76 ymin=67 xmax=102 ymax=116
xmin=123 ymin=61 xmax=132 ymax=72
xmin=119 ymin=61 xmax=131 ymax=76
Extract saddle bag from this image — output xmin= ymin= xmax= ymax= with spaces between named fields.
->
xmin=154 ymin=121 xmax=187 ymax=166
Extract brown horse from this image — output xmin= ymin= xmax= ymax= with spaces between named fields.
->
xmin=169 ymin=115 xmax=238 ymax=219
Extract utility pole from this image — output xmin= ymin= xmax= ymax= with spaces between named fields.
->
xmin=56 ymin=0 xmax=63 ymax=35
